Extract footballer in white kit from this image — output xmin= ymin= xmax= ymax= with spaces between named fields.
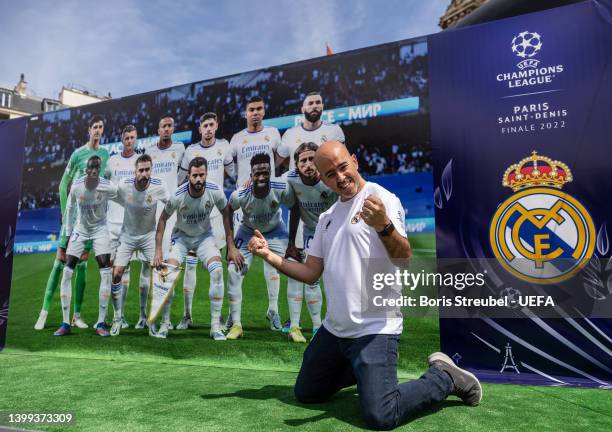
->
xmin=107 ymin=125 xmax=140 ymax=258
xmin=106 ymin=125 xmax=140 ymax=329
xmin=154 ymin=157 xmax=228 ymax=340
xmin=229 ymin=97 xmax=281 ymax=187
xmin=285 ymin=142 xmax=338 ymax=342
xmin=176 ymin=112 xmax=234 ymax=330
xmin=145 ymin=115 xmax=185 ymax=330
xmin=277 ymin=92 xmax=345 ymax=172
xmin=277 ymin=92 xmax=344 ymax=249
xmin=223 ymin=153 xmax=295 ymax=340
xmin=180 ymin=112 xmax=234 ymax=248
xmin=229 ymin=96 xmax=284 ymax=323
xmin=146 ymin=114 xmax=185 ymax=257
xmin=109 ymin=154 xmax=169 ymax=336
xmin=54 ymin=156 xmax=118 ymax=337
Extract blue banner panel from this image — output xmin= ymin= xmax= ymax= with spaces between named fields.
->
xmin=263 ymin=97 xmax=420 ymax=131
xmin=0 ymin=118 xmax=27 ymax=350
xmin=429 ymin=1 xmax=612 ymax=387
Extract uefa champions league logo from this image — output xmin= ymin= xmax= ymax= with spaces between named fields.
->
xmin=511 ymin=31 xmax=542 ymax=70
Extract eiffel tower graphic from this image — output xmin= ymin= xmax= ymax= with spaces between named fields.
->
xmin=500 ymin=342 xmax=520 ymax=374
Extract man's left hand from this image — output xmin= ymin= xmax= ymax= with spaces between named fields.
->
xmin=361 ymin=195 xmax=390 ymax=232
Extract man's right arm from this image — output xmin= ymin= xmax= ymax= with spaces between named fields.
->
xmin=249 ymin=229 xmax=323 ymax=285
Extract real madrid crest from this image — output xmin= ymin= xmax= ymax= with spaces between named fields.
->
xmin=351 ymin=212 xmax=362 ymax=224
xmin=489 ymin=151 xmax=595 ymax=284
xmin=171 ymin=152 xmax=176 ymax=159
xmin=146 ymin=194 xmax=153 ymax=204
xmin=264 ymin=135 xmax=270 ymax=142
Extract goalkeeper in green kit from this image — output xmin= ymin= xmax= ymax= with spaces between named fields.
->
xmin=34 ymin=115 xmax=110 ymax=331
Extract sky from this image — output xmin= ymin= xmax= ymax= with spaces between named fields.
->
xmin=0 ymin=0 xmax=449 ymax=99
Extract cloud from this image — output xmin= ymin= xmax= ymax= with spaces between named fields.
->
xmin=0 ymin=0 xmax=444 ymax=99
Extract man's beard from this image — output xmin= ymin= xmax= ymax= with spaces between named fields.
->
xmin=304 ymin=109 xmax=322 ymax=123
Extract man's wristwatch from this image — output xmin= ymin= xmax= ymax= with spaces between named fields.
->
xmin=377 ymin=221 xmax=395 ymax=237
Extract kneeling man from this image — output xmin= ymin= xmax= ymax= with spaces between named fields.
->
xmin=248 ymin=141 xmax=482 ymax=430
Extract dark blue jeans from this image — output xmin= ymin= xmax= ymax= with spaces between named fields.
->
xmin=294 ymin=326 xmax=453 ymax=430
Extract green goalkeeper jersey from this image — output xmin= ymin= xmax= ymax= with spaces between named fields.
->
xmin=59 ymin=144 xmax=110 ymax=215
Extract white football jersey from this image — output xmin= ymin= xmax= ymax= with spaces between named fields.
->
xmin=65 ymin=177 xmax=118 ymax=236
xmin=278 ymin=123 xmax=345 ymax=170
xmin=106 ymin=152 xmax=139 ymax=224
xmin=164 ymin=181 xmax=227 ymax=238
xmin=230 ymin=126 xmax=281 ymax=186
xmin=180 ymin=139 xmax=234 ymax=186
xmin=229 ymin=178 xmax=294 ymax=233
xmin=146 ymin=142 xmax=185 ymax=194
xmin=116 ymin=177 xmax=169 ymax=237
xmin=286 ymin=170 xmax=338 ymax=230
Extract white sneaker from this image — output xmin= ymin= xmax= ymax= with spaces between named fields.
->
xmin=34 ymin=310 xmax=48 ymax=330
xmin=158 ymin=322 xmax=170 ymax=338
xmin=110 ymin=319 xmax=122 ymax=337
xmin=210 ymin=328 xmax=227 ymax=341
xmin=71 ymin=315 xmax=89 ymax=329
xmin=177 ymin=317 xmax=193 ymax=330
xmin=135 ymin=317 xmax=148 ymax=329
xmin=149 ymin=323 xmax=168 ymax=339
xmin=120 ymin=318 xmax=129 ymax=329
xmin=162 ymin=320 xmax=174 ymax=330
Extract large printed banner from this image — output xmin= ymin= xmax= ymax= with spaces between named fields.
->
xmin=430 ymin=2 xmax=612 ymax=386
xmin=0 ymin=118 xmax=27 ymax=350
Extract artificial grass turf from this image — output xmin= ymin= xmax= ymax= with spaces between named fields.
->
xmin=2 ymin=353 xmax=611 ymax=432
xmin=2 ymin=235 xmax=611 ymax=430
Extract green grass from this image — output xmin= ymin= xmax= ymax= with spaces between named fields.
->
xmin=1 ymin=233 xmax=611 ymax=431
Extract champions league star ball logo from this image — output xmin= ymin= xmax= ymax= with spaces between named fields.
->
xmin=511 ymin=31 xmax=542 ymax=70
xmin=489 ymin=151 xmax=595 ymax=284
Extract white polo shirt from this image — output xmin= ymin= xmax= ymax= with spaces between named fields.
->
xmin=308 ymin=181 xmax=407 ymax=338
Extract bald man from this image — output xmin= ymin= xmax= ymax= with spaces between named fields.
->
xmin=249 ymin=141 xmax=482 ymax=430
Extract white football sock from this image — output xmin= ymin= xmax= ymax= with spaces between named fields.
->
xmin=60 ymin=267 xmax=74 ymax=324
xmin=227 ymin=262 xmax=243 ymax=325
xmin=208 ymin=261 xmax=224 ymax=330
xmin=120 ymin=267 xmax=130 ymax=318
xmin=263 ymin=261 xmax=279 ymax=313
xmin=183 ymin=256 xmax=198 ymax=318
xmin=305 ymin=281 xmax=323 ymax=329
xmin=287 ymin=278 xmax=303 ymax=328
xmin=139 ymin=262 xmax=150 ymax=318
xmin=111 ymin=281 xmax=123 ymax=321
xmin=97 ymin=267 xmax=112 ymax=325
